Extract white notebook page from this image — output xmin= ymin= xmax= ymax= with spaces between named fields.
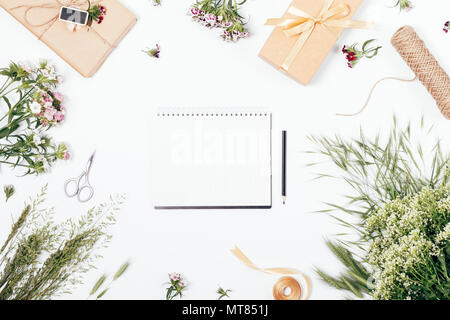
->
xmin=151 ymin=110 xmax=272 ymax=209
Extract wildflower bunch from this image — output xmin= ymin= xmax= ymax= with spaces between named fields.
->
xmin=0 ymin=186 xmax=124 ymax=300
xmin=366 ymin=186 xmax=450 ymax=300
xmin=143 ymin=44 xmax=161 ymax=58
xmin=394 ymin=0 xmax=414 ymax=11
xmin=166 ymin=273 xmax=187 ymax=300
xmin=87 ymin=1 xmax=107 ymax=26
xmin=0 ymin=60 xmax=70 ymax=175
xmin=444 ymin=21 xmax=449 ymax=34
xmin=310 ymin=117 xmax=450 ymax=299
xmin=342 ymin=39 xmax=382 ymax=68
xmin=189 ymin=0 xmax=249 ymax=42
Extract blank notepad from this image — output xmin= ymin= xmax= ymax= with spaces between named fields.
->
xmin=151 ymin=110 xmax=272 ymax=209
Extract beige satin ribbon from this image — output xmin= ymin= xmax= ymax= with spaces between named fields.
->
xmin=10 ymin=0 xmax=112 ymax=47
xmin=231 ymin=246 xmax=311 ymax=299
xmin=265 ymin=0 xmax=374 ymax=71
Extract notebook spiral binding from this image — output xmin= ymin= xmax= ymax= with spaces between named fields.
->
xmin=157 ymin=112 xmax=269 ymax=117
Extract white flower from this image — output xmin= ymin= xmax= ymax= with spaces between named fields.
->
xmin=33 ymin=135 xmax=42 ymax=146
xmin=30 ymin=101 xmax=42 ymax=114
xmin=44 ymin=101 xmax=53 ymax=108
xmin=170 ymin=273 xmax=181 ymax=281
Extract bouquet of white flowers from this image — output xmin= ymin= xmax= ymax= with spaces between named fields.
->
xmin=310 ymin=118 xmax=449 ymax=300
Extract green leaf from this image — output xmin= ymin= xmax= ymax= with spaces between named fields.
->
xmin=90 ymin=275 xmax=107 ymax=296
xmin=113 ymin=261 xmax=130 ymax=280
xmin=96 ymin=288 xmax=108 ymax=300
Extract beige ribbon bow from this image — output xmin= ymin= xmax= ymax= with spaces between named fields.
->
xmin=231 ymin=246 xmax=311 ymax=299
xmin=265 ymin=0 xmax=374 ymax=71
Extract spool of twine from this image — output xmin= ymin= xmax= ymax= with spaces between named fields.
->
xmin=338 ymin=26 xmax=450 ymax=119
xmin=273 ymin=276 xmax=302 ymax=300
xmin=391 ymin=26 xmax=450 ymax=119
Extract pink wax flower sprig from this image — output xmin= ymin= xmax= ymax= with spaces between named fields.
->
xmin=444 ymin=21 xmax=449 ymax=34
xmin=143 ymin=44 xmax=161 ymax=58
xmin=393 ymin=0 xmax=414 ymax=12
xmin=87 ymin=1 xmax=107 ymax=26
xmin=0 ymin=60 xmax=70 ymax=175
xmin=165 ymin=273 xmax=187 ymax=300
xmin=342 ymin=39 xmax=382 ymax=68
xmin=189 ymin=0 xmax=249 ymax=42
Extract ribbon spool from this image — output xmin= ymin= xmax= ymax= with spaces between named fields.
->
xmin=273 ymin=276 xmax=302 ymax=300
xmin=231 ymin=246 xmax=311 ymax=300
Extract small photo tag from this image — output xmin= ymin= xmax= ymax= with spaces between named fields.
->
xmin=59 ymin=6 xmax=89 ymax=25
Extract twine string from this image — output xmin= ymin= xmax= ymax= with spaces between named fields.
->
xmin=336 ymin=76 xmax=417 ymax=117
xmin=10 ymin=0 xmax=114 ymax=48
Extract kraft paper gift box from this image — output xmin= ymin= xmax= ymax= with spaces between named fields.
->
xmin=259 ymin=0 xmax=368 ymax=85
xmin=0 ymin=0 xmax=136 ymax=77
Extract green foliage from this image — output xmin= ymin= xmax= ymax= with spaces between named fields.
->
xmin=3 ymin=185 xmax=16 ymax=202
xmin=217 ymin=287 xmax=232 ymax=300
xmin=366 ymin=186 xmax=449 ymax=300
xmin=88 ymin=261 xmax=130 ymax=300
xmin=308 ymin=117 xmax=449 ymax=299
xmin=0 ymin=61 xmax=68 ymax=175
xmin=394 ymin=0 xmax=413 ymax=11
xmin=166 ymin=273 xmax=187 ymax=300
xmin=0 ymin=186 xmax=124 ymax=300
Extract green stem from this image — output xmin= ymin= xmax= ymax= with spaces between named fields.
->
xmin=0 ymin=87 xmax=35 ymax=123
xmin=0 ymin=160 xmax=30 ymax=168
xmin=0 ymin=78 xmax=12 ymax=95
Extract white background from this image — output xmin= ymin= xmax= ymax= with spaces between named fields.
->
xmin=0 ymin=0 xmax=449 ymax=300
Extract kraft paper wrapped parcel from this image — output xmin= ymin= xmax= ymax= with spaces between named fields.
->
xmin=260 ymin=0 xmax=371 ymax=85
xmin=0 ymin=0 xmax=136 ymax=77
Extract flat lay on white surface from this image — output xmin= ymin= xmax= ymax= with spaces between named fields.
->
xmin=0 ymin=0 xmax=449 ymax=300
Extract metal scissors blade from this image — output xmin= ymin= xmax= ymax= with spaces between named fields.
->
xmin=85 ymin=151 xmax=95 ymax=175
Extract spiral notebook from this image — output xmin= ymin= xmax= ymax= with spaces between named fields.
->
xmin=151 ymin=109 xmax=272 ymax=209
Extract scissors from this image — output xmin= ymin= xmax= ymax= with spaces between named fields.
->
xmin=64 ymin=152 xmax=95 ymax=203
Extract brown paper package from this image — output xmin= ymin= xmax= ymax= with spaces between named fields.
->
xmin=0 ymin=0 xmax=136 ymax=77
xmin=259 ymin=0 xmax=364 ymax=85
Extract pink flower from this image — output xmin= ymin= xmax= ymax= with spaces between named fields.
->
xmin=41 ymin=119 xmax=49 ymax=127
xmin=52 ymin=92 xmax=64 ymax=103
xmin=64 ymin=150 xmax=70 ymax=160
xmin=222 ymin=30 xmax=232 ymax=41
xmin=44 ymin=110 xmax=54 ymax=121
xmin=240 ymin=31 xmax=249 ymax=38
xmin=205 ymin=13 xmax=217 ymax=25
xmin=170 ymin=273 xmax=181 ymax=281
xmin=54 ymin=112 xmax=65 ymax=122
xmin=44 ymin=101 xmax=53 ymax=108
xmin=190 ymin=7 xmax=199 ymax=16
